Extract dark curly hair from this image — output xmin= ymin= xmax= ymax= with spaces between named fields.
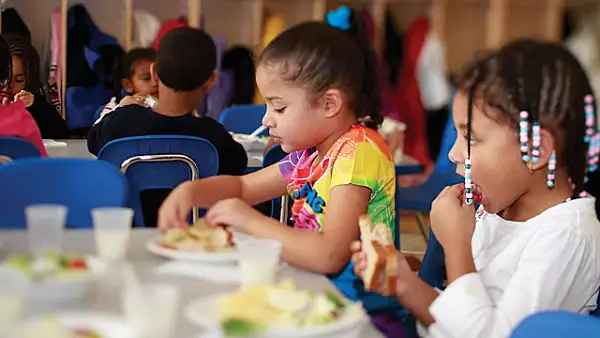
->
xmin=256 ymin=20 xmax=382 ymax=129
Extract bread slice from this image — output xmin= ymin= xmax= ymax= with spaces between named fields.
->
xmin=358 ymin=215 xmax=397 ymax=295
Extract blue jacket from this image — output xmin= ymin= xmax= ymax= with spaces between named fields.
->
xmin=65 ymin=4 xmax=123 ymax=130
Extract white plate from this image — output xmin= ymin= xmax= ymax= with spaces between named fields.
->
xmin=233 ymin=134 xmax=268 ymax=152
xmin=185 ymin=293 xmax=368 ymax=338
xmin=0 ymin=256 xmax=105 ymax=303
xmin=146 ymin=235 xmax=239 ymax=263
xmin=10 ymin=312 xmax=136 ymax=338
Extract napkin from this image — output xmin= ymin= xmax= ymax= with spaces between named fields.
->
xmin=43 ymin=139 xmax=68 ymax=148
xmin=154 ymin=261 xmax=241 ymax=284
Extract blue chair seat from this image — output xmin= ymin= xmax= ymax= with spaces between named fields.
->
xmin=511 ymin=311 xmax=600 ymax=337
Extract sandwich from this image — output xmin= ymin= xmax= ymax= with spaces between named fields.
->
xmin=358 ymin=215 xmax=398 ymax=296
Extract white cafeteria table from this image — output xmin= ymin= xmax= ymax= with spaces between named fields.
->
xmin=0 ymin=229 xmax=385 ymax=337
xmin=44 ymin=139 xmax=265 ymax=168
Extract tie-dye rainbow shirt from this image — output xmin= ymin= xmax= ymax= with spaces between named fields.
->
xmin=279 ymin=124 xmax=396 ymax=236
xmin=279 ymin=124 xmax=396 ymax=305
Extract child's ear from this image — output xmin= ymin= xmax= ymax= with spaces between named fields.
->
xmin=202 ymin=71 xmax=219 ymax=93
xmin=321 ymin=88 xmax=343 ymax=118
xmin=150 ymin=63 xmax=159 ymax=83
xmin=532 ymin=128 xmax=556 ymax=171
xmin=121 ymin=79 xmax=134 ymax=94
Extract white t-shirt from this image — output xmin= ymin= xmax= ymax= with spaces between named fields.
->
xmin=421 ymin=197 xmax=600 ymax=338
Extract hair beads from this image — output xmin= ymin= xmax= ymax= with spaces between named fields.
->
xmin=465 ymin=159 xmax=473 ymax=205
xmin=519 ymin=111 xmax=529 ymax=163
xmin=531 ymin=122 xmax=541 ymax=164
xmin=585 ymin=95 xmax=595 ymax=143
xmin=547 ymin=151 xmax=556 ymax=188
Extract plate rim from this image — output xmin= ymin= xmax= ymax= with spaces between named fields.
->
xmin=146 ymin=235 xmax=239 ymax=262
xmin=12 ymin=311 xmax=135 ymax=338
xmin=184 ymin=292 xmax=368 ymax=337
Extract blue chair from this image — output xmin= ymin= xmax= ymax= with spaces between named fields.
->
xmin=219 ymin=105 xmax=268 ymax=136
xmin=0 ymin=158 xmax=128 ymax=229
xmin=0 ymin=136 xmax=42 ymax=163
xmin=97 ymin=135 xmax=219 ymax=226
xmin=262 ymin=144 xmax=289 ymax=223
xmin=396 ymin=94 xmax=461 ymax=244
xmin=511 ymin=311 xmax=600 ymax=337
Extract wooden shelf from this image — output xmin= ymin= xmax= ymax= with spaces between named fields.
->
xmin=5 ymin=0 xmax=587 ymax=122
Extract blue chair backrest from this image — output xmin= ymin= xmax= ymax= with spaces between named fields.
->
xmin=511 ymin=311 xmax=600 ymax=337
xmin=97 ymin=135 xmax=219 ymax=226
xmin=218 ymin=105 xmax=268 ymax=136
xmin=0 ymin=136 xmax=42 ymax=163
xmin=0 ymin=158 xmax=128 ymax=229
xmin=432 ymin=90 xmax=458 ymax=175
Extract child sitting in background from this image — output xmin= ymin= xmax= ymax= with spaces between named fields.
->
xmin=94 ymin=47 xmax=158 ymax=124
xmin=5 ymin=35 xmax=70 ymax=139
xmin=0 ymin=34 xmax=47 ymax=156
xmin=87 ymin=28 xmax=246 ymax=226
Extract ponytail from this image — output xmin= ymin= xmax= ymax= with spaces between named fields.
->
xmin=327 ymin=6 xmax=382 ymax=129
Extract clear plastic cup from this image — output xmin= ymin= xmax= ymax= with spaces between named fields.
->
xmin=236 ymin=238 xmax=282 ymax=287
xmin=0 ymin=269 xmax=28 ymax=334
xmin=92 ymin=207 xmax=134 ymax=261
xmin=25 ymin=204 xmax=67 ymax=257
xmin=121 ymin=284 xmax=180 ymax=338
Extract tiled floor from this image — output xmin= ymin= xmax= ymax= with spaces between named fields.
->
xmin=398 ymin=212 xmax=429 ymax=257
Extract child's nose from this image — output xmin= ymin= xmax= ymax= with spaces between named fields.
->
xmin=448 ymin=140 xmax=463 ymax=165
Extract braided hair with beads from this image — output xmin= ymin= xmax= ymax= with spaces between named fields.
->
xmin=457 ymin=39 xmax=598 ymax=201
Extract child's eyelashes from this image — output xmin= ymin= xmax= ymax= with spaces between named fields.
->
xmin=274 ymin=107 xmax=286 ymax=113
xmin=463 ymin=135 xmax=478 ymax=145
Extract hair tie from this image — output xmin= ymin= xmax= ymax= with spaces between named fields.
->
xmin=358 ymin=115 xmax=373 ymax=125
xmin=326 ymin=6 xmax=351 ymax=31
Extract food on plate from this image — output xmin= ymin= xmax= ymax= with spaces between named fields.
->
xmin=18 ymin=317 xmax=102 ymax=338
xmin=5 ymin=252 xmax=89 ymax=282
xmin=358 ymin=215 xmax=397 ymax=296
xmin=160 ymin=218 xmax=234 ymax=252
xmin=217 ymin=280 xmax=352 ymax=336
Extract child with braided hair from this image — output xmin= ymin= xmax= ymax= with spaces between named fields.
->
xmin=352 ymin=39 xmax=600 ymax=338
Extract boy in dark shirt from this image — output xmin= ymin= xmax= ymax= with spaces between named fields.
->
xmin=88 ymin=27 xmax=247 ymax=175
xmin=88 ymin=27 xmax=247 ymax=225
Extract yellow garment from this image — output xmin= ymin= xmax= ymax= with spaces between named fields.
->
xmin=254 ymin=14 xmax=286 ymax=104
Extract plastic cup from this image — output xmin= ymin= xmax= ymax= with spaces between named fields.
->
xmin=0 ymin=269 xmax=28 ymax=334
xmin=92 ymin=207 xmax=134 ymax=261
xmin=236 ymin=238 xmax=282 ymax=287
xmin=25 ymin=204 xmax=67 ymax=257
xmin=121 ymin=284 xmax=180 ymax=338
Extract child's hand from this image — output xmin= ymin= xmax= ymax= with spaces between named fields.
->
xmin=430 ymin=184 xmax=476 ymax=251
xmin=157 ymin=181 xmax=197 ymax=232
xmin=205 ymin=198 xmax=264 ymax=233
xmin=119 ymin=95 xmax=145 ymax=107
xmin=351 ymin=241 xmax=413 ymax=295
xmin=14 ymin=90 xmax=34 ymax=107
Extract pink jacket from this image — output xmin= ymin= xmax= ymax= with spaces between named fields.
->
xmin=0 ymin=101 xmax=48 ymax=157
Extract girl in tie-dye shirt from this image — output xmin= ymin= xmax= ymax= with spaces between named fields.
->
xmin=158 ymin=15 xmax=405 ymax=334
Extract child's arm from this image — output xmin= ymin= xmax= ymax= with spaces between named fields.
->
xmin=208 ymin=183 xmax=371 ymax=274
xmin=158 ymin=164 xmax=288 ymax=230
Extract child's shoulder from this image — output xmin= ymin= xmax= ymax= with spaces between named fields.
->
xmin=330 ymin=125 xmax=393 ymax=162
